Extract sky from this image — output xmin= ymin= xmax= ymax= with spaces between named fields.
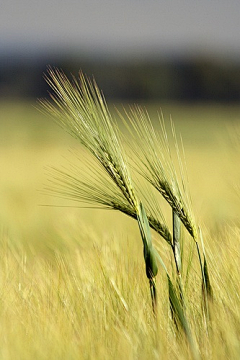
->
xmin=1 ymin=0 xmax=240 ymax=61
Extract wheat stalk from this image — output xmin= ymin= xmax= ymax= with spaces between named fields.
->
xmin=40 ymin=68 xmax=137 ymax=209
xmin=41 ymin=68 xmax=211 ymax=341
xmin=40 ymin=67 xmax=163 ymax=313
xmin=121 ymin=105 xmax=198 ymax=240
xmin=122 ymin=104 xmax=213 ymax=326
xmin=46 ymin=160 xmax=172 ymax=245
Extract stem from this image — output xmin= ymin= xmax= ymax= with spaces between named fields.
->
xmin=196 ymin=241 xmax=209 ymax=331
xmin=149 ymin=277 xmax=157 ymax=317
xmin=172 ymin=210 xmax=185 ymax=306
xmin=172 ymin=209 xmax=181 ymax=275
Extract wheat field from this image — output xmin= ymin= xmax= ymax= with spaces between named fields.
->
xmin=0 ymin=100 xmax=240 ymax=359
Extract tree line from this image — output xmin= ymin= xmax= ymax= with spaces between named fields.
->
xmin=0 ymin=56 xmax=239 ymax=102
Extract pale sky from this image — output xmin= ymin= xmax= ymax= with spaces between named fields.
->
xmin=1 ymin=0 xmax=240 ymax=61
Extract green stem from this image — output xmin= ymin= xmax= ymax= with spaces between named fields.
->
xmin=149 ymin=277 xmax=157 ymax=317
xmin=172 ymin=210 xmax=185 ymax=306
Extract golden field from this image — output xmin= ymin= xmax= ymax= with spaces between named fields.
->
xmin=0 ymin=101 xmax=240 ymax=359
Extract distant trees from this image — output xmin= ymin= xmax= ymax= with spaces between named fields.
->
xmin=0 ymin=55 xmax=239 ymax=102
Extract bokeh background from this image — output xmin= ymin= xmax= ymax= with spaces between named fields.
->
xmin=0 ymin=1 xmax=240 ymax=238
xmin=1 ymin=0 xmax=240 ymax=101
xmin=0 ymin=4 xmax=240 ymax=359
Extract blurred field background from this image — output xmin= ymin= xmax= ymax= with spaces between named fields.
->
xmin=0 ymin=99 xmax=240 ymax=359
xmin=1 ymin=1 xmax=240 ymax=359
xmin=1 ymin=100 xmax=240 ymax=236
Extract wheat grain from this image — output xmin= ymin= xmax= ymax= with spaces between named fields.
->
xmin=121 ymin=105 xmax=198 ymax=240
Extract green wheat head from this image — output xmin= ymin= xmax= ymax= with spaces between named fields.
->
xmin=41 ymin=68 xmax=211 ymax=357
xmin=40 ymin=67 xmax=161 ymax=313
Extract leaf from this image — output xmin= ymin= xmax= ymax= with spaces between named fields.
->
xmin=203 ymin=253 xmax=213 ymax=300
xmin=173 ymin=210 xmax=182 ymax=274
xmin=137 ymin=202 xmax=158 ymax=278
